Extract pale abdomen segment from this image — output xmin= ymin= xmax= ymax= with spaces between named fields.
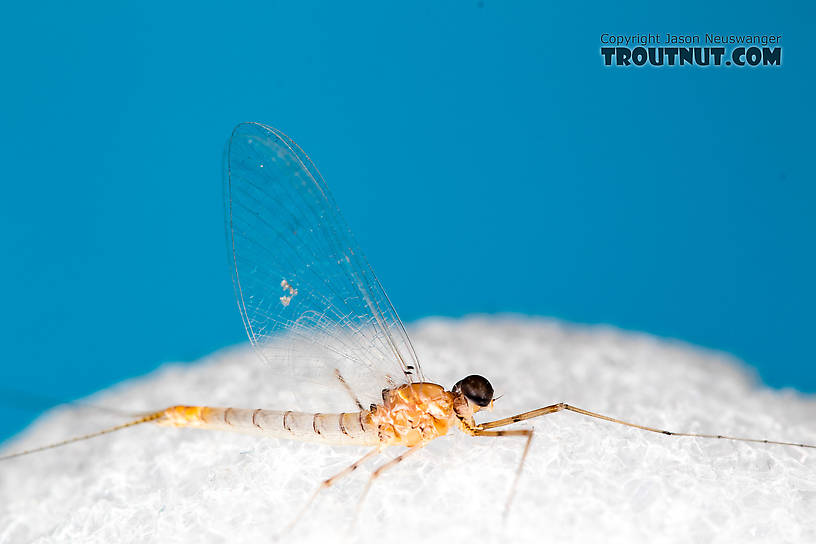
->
xmin=157 ymin=405 xmax=380 ymax=446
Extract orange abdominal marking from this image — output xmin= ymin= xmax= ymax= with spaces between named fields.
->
xmin=157 ymin=405 xmax=208 ymax=427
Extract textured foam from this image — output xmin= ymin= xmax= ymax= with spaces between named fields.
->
xmin=1 ymin=317 xmax=815 ymax=543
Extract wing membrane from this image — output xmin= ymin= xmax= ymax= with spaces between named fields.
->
xmin=224 ymin=122 xmax=423 ymax=405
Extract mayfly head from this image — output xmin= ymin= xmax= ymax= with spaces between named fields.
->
xmin=452 ymin=375 xmax=494 ymax=413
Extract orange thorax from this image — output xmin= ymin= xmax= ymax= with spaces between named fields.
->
xmin=369 ymin=383 xmax=456 ymax=447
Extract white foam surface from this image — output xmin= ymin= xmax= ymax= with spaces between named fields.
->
xmin=1 ymin=317 xmax=815 ymax=543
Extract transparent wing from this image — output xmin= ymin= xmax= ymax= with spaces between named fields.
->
xmin=224 ymin=122 xmax=424 ymax=407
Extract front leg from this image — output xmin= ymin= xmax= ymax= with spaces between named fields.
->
xmin=478 ymin=402 xmax=816 ymax=447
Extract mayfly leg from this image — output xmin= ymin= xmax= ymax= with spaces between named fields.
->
xmin=282 ymin=448 xmax=380 ymax=536
xmin=477 ymin=403 xmax=816 ymax=448
xmin=353 ymin=445 xmax=425 ymax=527
xmin=334 ymin=369 xmax=364 ymax=411
xmin=470 ymin=428 xmax=534 ymax=520
xmin=468 ymin=401 xmax=816 ymax=521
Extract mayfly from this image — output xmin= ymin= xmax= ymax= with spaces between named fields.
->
xmin=2 ymin=122 xmax=814 ymax=527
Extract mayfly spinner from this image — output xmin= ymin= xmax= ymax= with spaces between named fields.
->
xmin=3 ymin=123 xmax=814 ymax=528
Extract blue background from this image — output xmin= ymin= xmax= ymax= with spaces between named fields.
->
xmin=1 ymin=2 xmax=814 ymax=442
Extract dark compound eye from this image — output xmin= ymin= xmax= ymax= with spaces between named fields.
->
xmin=452 ymin=375 xmax=494 ymax=407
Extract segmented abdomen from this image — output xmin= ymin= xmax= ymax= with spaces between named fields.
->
xmin=157 ymin=405 xmax=380 ymax=446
